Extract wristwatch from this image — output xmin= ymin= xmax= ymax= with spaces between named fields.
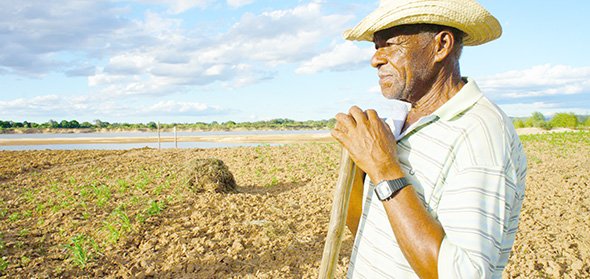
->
xmin=374 ymin=177 xmax=410 ymax=201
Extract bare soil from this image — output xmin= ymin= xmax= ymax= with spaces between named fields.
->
xmin=0 ymin=132 xmax=589 ymax=278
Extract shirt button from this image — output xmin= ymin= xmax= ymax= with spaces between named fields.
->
xmin=409 ymin=169 xmax=416 ymax=176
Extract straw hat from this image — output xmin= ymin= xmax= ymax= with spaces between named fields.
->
xmin=344 ymin=0 xmax=502 ymax=46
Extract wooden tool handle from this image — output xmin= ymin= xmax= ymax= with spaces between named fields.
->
xmin=318 ymin=148 xmax=356 ymax=279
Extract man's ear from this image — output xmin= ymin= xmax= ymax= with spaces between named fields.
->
xmin=433 ymin=30 xmax=455 ymax=63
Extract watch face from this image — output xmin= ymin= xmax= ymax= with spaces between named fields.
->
xmin=375 ymin=181 xmax=393 ymax=200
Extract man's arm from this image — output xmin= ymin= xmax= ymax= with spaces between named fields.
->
xmin=346 ymin=166 xmax=365 ymax=237
xmin=332 ymin=106 xmax=444 ymax=278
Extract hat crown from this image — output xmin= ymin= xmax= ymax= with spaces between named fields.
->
xmin=345 ymin=0 xmax=502 ymax=46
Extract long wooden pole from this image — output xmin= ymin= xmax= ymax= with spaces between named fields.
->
xmin=318 ymin=148 xmax=356 ymax=279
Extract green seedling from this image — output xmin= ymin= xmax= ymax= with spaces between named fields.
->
xmin=93 ymin=184 xmax=111 ymax=207
xmin=147 ymin=200 xmax=165 ymax=216
xmin=8 ymin=213 xmax=19 ymax=222
xmin=64 ymin=234 xmax=90 ymax=269
xmin=116 ymin=179 xmax=129 ymax=193
xmin=20 ymin=255 xmax=31 ymax=266
xmin=0 ymin=257 xmax=8 ymax=272
xmin=19 ymin=229 xmax=29 ymax=237
xmin=103 ymin=207 xmax=133 ymax=244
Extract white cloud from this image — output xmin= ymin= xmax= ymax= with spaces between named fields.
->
xmin=478 ymin=64 xmax=590 ymax=99
xmin=0 ymin=95 xmax=224 ymax=120
xmin=0 ymin=1 xmax=356 ymax=99
xmin=296 ymin=41 xmax=373 ymax=74
xmin=226 ymin=0 xmax=253 ymax=8
xmin=0 ymin=0 xmax=132 ymax=76
xmin=85 ymin=1 xmax=354 ymax=96
xmin=140 ymin=100 xmax=221 ymax=115
xmin=136 ymin=0 xmax=212 ymax=14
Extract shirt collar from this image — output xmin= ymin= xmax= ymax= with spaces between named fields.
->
xmin=431 ymin=77 xmax=483 ymax=121
xmin=397 ymin=77 xmax=483 ymax=140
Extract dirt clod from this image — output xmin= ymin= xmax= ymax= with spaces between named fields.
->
xmin=183 ymin=158 xmax=237 ymax=193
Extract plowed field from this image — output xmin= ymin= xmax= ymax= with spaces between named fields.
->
xmin=0 ymin=131 xmax=588 ymax=278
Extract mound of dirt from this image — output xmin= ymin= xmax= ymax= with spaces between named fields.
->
xmin=183 ymin=158 xmax=237 ymax=193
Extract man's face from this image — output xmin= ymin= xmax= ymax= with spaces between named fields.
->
xmin=371 ymin=28 xmax=436 ymax=102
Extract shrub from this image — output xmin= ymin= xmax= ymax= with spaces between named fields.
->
xmin=549 ymin=113 xmax=578 ymax=129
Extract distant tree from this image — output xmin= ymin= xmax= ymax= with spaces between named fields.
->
xmin=525 ymin=112 xmax=551 ymax=130
xmin=221 ymin=121 xmax=235 ymax=129
xmin=513 ymin=119 xmax=525 ymax=129
xmin=585 ymin=117 xmax=590 ymax=127
xmin=146 ymin=122 xmax=157 ymax=129
xmin=550 ymin=113 xmax=578 ymax=129
xmin=80 ymin=122 xmax=93 ymax=128
xmin=23 ymin=121 xmax=32 ymax=128
xmin=47 ymin=119 xmax=59 ymax=129
xmin=0 ymin=121 xmax=10 ymax=128
xmin=94 ymin=119 xmax=105 ymax=128
xmin=69 ymin=120 xmax=81 ymax=128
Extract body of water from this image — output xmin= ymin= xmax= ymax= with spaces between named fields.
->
xmin=0 ymin=130 xmax=328 ymax=151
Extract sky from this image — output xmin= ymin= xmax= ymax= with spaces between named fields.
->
xmin=1 ymin=0 xmax=589 ymax=124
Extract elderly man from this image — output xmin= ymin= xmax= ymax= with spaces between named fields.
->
xmin=331 ymin=0 xmax=527 ymax=278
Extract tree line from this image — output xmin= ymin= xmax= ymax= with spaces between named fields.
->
xmin=1 ymin=113 xmax=588 ymax=133
xmin=512 ymin=112 xmax=590 ymax=130
xmin=0 ymin=118 xmax=337 ymax=131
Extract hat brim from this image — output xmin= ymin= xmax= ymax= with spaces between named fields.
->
xmin=344 ymin=0 xmax=502 ymax=46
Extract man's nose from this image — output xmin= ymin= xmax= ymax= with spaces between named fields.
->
xmin=371 ymin=50 xmax=386 ymax=68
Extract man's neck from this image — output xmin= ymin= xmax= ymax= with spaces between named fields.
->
xmin=404 ymin=72 xmax=464 ymax=130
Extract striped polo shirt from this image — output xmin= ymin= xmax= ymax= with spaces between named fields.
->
xmin=347 ymin=78 xmax=527 ymax=279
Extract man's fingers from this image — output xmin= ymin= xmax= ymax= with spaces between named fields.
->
xmin=330 ymin=128 xmax=350 ymax=146
xmin=365 ymin=109 xmax=380 ymax=124
xmin=348 ymin=106 xmax=367 ymax=126
xmin=335 ymin=112 xmax=356 ymax=129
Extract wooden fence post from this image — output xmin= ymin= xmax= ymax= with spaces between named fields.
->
xmin=174 ymin=126 xmax=177 ymax=149
xmin=157 ymin=122 xmax=161 ymax=150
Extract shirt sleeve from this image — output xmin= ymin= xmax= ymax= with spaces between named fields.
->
xmin=436 ymin=164 xmax=519 ymax=278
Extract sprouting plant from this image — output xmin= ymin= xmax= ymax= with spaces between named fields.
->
xmin=93 ymin=184 xmax=111 ymax=207
xmin=103 ymin=207 xmax=132 ymax=244
xmin=146 ymin=200 xmax=165 ymax=216
xmin=135 ymin=170 xmax=151 ymax=191
xmin=115 ymin=208 xmax=132 ymax=233
xmin=8 ymin=213 xmax=19 ymax=222
xmin=22 ymin=210 xmax=32 ymax=218
xmin=103 ymin=222 xmax=120 ymax=244
xmin=153 ymin=184 xmax=164 ymax=196
xmin=20 ymin=255 xmax=30 ymax=266
xmin=266 ymin=176 xmax=279 ymax=188
xmin=0 ymin=257 xmax=8 ymax=272
xmin=116 ymin=179 xmax=129 ymax=194
xmin=18 ymin=229 xmax=29 ymax=237
xmin=23 ymin=190 xmax=35 ymax=203
xmin=64 ymin=234 xmax=90 ymax=269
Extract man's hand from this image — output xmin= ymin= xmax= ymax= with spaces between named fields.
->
xmin=331 ymin=106 xmax=404 ymax=183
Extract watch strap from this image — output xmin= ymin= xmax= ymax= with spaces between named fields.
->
xmin=374 ymin=177 xmax=410 ymax=201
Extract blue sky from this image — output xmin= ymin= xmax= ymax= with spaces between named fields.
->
xmin=1 ymin=0 xmax=589 ymax=124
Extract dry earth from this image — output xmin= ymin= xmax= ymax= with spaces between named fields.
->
xmin=0 ymin=131 xmax=589 ymax=278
